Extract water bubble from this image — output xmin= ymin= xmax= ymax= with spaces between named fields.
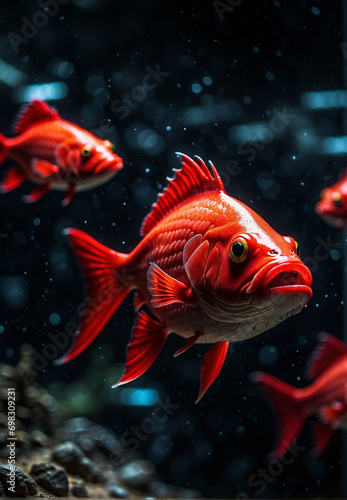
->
xmin=259 ymin=345 xmax=279 ymax=365
xmin=49 ymin=313 xmax=61 ymax=325
xmin=331 ymin=249 xmax=341 ymax=261
xmin=0 ymin=276 xmax=29 ymax=308
xmin=192 ymin=83 xmax=202 ymax=94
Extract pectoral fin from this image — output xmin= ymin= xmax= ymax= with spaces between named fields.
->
xmin=147 ymin=263 xmax=196 ymax=308
xmin=174 ymin=332 xmax=202 ymax=357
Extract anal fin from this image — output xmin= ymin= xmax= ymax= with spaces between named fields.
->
xmin=62 ymin=184 xmax=76 ymax=207
xmin=113 ymin=311 xmax=168 ymax=387
xmin=0 ymin=167 xmax=26 ymax=193
xmin=320 ymin=402 xmax=346 ymax=426
xmin=147 ymin=263 xmax=195 ymax=308
xmin=22 ymin=184 xmax=52 ymax=203
xmin=174 ymin=332 xmax=202 ymax=357
xmin=312 ymin=420 xmax=336 ymax=456
xmin=196 ymin=341 xmax=229 ymax=403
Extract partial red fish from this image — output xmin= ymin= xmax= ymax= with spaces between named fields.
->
xmin=0 ymin=100 xmax=123 ymax=205
xmin=252 ymin=333 xmax=347 ymax=457
xmin=316 ymin=170 xmax=347 ymax=228
xmin=57 ymin=154 xmax=312 ymax=401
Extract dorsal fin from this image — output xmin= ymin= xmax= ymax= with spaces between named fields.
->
xmin=13 ymin=100 xmax=60 ymax=135
xmin=141 ymin=153 xmax=226 ymax=236
xmin=306 ymin=333 xmax=347 ymax=380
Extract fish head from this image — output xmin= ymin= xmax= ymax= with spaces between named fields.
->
xmin=316 ymin=174 xmax=347 ymax=228
xmin=184 ymin=224 xmax=312 ymax=337
xmin=55 ymin=138 xmax=123 ymax=178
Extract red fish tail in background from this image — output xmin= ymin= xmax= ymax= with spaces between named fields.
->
xmin=0 ymin=132 xmax=8 ymax=164
xmin=0 ymin=133 xmax=26 ymax=194
xmin=251 ymin=372 xmax=308 ymax=458
xmin=55 ymin=228 xmax=131 ymax=365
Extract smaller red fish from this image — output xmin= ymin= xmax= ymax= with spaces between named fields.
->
xmin=316 ymin=170 xmax=347 ymax=228
xmin=0 ymin=100 xmax=123 ymax=205
xmin=251 ymin=333 xmax=347 ymax=458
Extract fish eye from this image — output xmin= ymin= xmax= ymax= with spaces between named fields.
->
xmin=104 ymin=140 xmax=115 ymax=152
xmin=295 ymin=241 xmax=300 ymax=257
xmin=332 ymin=191 xmax=344 ymax=207
xmin=229 ymin=237 xmax=249 ymax=264
xmin=81 ymin=144 xmax=92 ymax=158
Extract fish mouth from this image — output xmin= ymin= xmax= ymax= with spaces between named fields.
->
xmin=315 ymin=202 xmax=337 ymax=217
xmin=243 ymin=260 xmax=313 ymax=302
xmin=94 ymin=156 xmax=123 ymax=174
xmin=315 ymin=203 xmax=345 ymax=227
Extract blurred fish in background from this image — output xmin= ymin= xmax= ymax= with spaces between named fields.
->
xmin=0 ymin=100 xmax=123 ymax=206
xmin=316 ymin=169 xmax=347 ymax=228
xmin=252 ymin=333 xmax=347 ymax=458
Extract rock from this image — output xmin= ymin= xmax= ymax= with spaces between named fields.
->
xmin=150 ymin=481 xmax=175 ymax=498
xmin=0 ymin=481 xmax=4 ymax=495
xmin=70 ymin=480 xmax=89 ymax=497
xmin=117 ymin=460 xmax=155 ymax=490
xmin=24 ymin=476 xmax=37 ymax=495
xmin=0 ymin=432 xmax=6 ymax=446
xmin=51 ymin=441 xmax=84 ymax=474
xmin=31 ymin=430 xmax=50 ymax=448
xmin=51 ymin=441 xmax=104 ymax=483
xmin=79 ymin=457 xmax=104 ymax=483
xmin=16 ymin=430 xmax=32 ymax=449
xmin=175 ymin=487 xmax=202 ymax=498
xmin=30 ymin=463 xmax=56 ymax=476
xmin=16 ymin=406 xmax=31 ymax=422
xmin=108 ymin=482 xmax=130 ymax=498
xmin=0 ymin=465 xmax=28 ymax=497
xmin=30 ymin=462 xmax=68 ymax=496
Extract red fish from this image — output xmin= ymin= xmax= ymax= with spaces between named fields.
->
xmin=252 ymin=333 xmax=347 ymax=457
xmin=0 ymin=100 xmax=123 ymax=205
xmin=316 ymin=170 xmax=347 ymax=228
xmin=57 ymin=154 xmax=312 ymax=401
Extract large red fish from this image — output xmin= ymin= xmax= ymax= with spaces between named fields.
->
xmin=316 ymin=170 xmax=347 ymax=228
xmin=252 ymin=333 xmax=347 ymax=457
xmin=58 ymin=154 xmax=312 ymax=401
xmin=0 ymin=100 xmax=123 ymax=205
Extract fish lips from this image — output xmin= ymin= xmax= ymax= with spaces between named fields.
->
xmin=94 ymin=156 xmax=123 ymax=174
xmin=316 ymin=202 xmax=346 ymax=228
xmin=244 ymin=260 xmax=313 ymax=303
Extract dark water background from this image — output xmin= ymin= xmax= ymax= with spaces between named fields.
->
xmin=0 ymin=0 xmax=344 ymax=497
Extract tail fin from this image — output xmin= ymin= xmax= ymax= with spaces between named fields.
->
xmin=55 ymin=228 xmax=131 ymax=365
xmin=0 ymin=133 xmax=8 ymax=164
xmin=251 ymin=372 xmax=308 ymax=458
